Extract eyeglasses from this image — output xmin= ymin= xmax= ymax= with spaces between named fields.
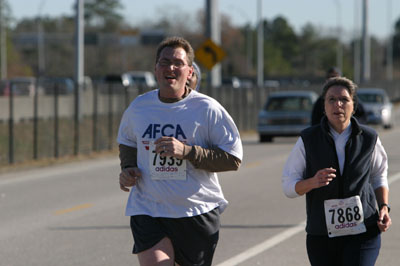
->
xmin=157 ymin=59 xmax=187 ymax=69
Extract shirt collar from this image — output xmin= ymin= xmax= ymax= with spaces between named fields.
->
xmin=329 ymin=121 xmax=352 ymax=140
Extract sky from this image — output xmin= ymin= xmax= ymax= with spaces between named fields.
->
xmin=8 ymin=0 xmax=400 ymax=41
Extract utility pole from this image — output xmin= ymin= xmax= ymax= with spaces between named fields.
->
xmin=386 ymin=0 xmax=393 ymax=81
xmin=353 ymin=0 xmax=361 ymax=84
xmin=206 ymin=0 xmax=221 ymax=88
xmin=361 ymin=0 xmax=370 ymax=83
xmin=257 ymin=0 xmax=263 ymax=88
xmin=33 ymin=1 xmax=47 ymax=160
xmin=0 ymin=0 xmax=7 ymax=80
xmin=334 ymin=0 xmax=343 ymax=73
xmin=74 ymin=0 xmax=84 ymax=155
xmin=205 ymin=0 xmax=221 ymax=89
xmin=37 ymin=0 xmax=46 ymax=77
xmin=75 ymin=0 xmax=84 ymax=92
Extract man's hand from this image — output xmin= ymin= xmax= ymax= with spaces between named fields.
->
xmin=119 ymin=167 xmax=141 ymax=192
xmin=154 ymin=136 xmax=188 ymax=159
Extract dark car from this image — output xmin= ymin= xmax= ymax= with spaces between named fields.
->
xmin=257 ymin=90 xmax=318 ymax=142
xmin=41 ymin=77 xmax=75 ymax=95
xmin=222 ymin=76 xmax=241 ymax=89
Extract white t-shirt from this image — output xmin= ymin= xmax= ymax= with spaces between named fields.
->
xmin=117 ymin=89 xmax=243 ymax=218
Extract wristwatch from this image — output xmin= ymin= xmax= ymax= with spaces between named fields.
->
xmin=379 ymin=203 xmax=391 ymax=213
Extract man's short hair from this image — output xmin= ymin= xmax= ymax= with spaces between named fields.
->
xmin=155 ymin=36 xmax=194 ymax=66
xmin=326 ymin=67 xmax=342 ymax=79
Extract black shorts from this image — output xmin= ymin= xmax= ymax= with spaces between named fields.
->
xmin=130 ymin=208 xmax=220 ymax=266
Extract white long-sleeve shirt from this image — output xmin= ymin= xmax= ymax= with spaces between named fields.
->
xmin=282 ymin=124 xmax=388 ymax=198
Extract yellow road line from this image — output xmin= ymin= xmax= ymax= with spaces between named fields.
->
xmin=244 ymin=161 xmax=262 ymax=168
xmin=54 ymin=203 xmax=94 ymax=215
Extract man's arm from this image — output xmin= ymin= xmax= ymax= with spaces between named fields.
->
xmin=119 ymin=144 xmax=138 ymax=169
xmin=120 ymin=141 xmax=241 ymax=174
xmin=183 ymin=145 xmax=241 ymax=172
xmin=118 ymin=144 xmax=140 ymax=192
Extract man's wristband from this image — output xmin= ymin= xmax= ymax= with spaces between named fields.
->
xmin=379 ymin=203 xmax=391 ymax=213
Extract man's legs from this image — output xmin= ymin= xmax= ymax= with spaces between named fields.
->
xmin=130 ymin=209 xmax=220 ymax=266
xmin=137 ymin=237 xmax=175 ymax=266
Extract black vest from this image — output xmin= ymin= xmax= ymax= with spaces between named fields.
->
xmin=301 ymin=117 xmax=379 ymax=235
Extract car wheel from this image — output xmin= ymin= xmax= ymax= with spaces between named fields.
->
xmin=383 ymin=123 xmax=392 ymax=129
xmin=259 ymin=134 xmax=273 ymax=143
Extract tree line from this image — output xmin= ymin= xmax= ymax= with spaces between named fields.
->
xmin=2 ymin=0 xmax=400 ymax=84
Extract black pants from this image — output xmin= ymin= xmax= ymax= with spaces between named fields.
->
xmin=306 ymin=231 xmax=381 ymax=266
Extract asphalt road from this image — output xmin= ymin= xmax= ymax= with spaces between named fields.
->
xmin=1 ymin=109 xmax=399 ymax=266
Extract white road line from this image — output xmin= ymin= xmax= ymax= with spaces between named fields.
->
xmin=215 ymin=221 xmax=306 ymax=266
xmin=216 ymin=172 xmax=400 ymax=266
xmin=388 ymin=172 xmax=400 ymax=185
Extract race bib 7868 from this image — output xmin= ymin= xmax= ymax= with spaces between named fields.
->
xmin=324 ymin=195 xmax=366 ymax=238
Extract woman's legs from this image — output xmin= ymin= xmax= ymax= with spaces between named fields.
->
xmin=306 ymin=232 xmax=381 ymax=266
xmin=342 ymin=233 xmax=381 ymax=266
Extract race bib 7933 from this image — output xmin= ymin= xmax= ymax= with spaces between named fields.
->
xmin=148 ymin=142 xmax=187 ymax=180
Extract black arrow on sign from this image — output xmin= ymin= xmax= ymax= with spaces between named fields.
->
xmin=204 ymin=45 xmax=217 ymax=65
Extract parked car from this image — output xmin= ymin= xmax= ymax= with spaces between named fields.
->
xmin=257 ymin=90 xmax=318 ymax=142
xmin=0 ymin=80 xmax=8 ymax=96
xmin=264 ymin=79 xmax=280 ymax=88
xmin=122 ymin=71 xmax=157 ymax=89
xmin=0 ymin=77 xmax=43 ymax=96
xmin=357 ymin=88 xmax=393 ymax=129
xmin=222 ymin=76 xmax=241 ymax=89
xmin=41 ymin=77 xmax=75 ymax=95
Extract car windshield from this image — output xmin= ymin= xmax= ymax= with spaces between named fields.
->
xmin=358 ymin=93 xmax=384 ymax=104
xmin=132 ymin=77 xmax=146 ymax=83
xmin=265 ymin=96 xmax=313 ymax=111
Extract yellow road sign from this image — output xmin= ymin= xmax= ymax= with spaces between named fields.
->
xmin=195 ymin=39 xmax=226 ymax=70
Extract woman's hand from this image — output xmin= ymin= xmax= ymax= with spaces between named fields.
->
xmin=295 ymin=167 xmax=337 ymax=195
xmin=375 ymin=187 xmax=391 ymax=232
xmin=377 ymin=206 xmax=392 ymax=232
xmin=311 ymin=167 xmax=337 ymax=188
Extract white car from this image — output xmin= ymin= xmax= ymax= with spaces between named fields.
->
xmin=122 ymin=71 xmax=157 ymax=89
xmin=357 ymin=88 xmax=393 ymax=129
